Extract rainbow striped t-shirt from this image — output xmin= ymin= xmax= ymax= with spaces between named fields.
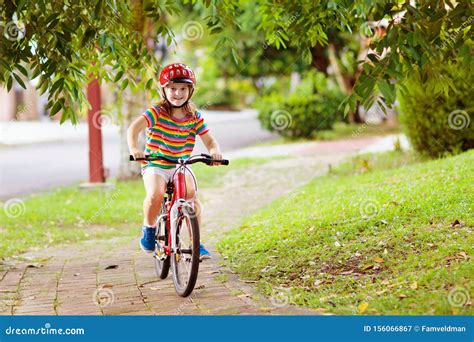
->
xmin=141 ymin=105 xmax=209 ymax=170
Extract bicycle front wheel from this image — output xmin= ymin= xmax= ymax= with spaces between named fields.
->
xmin=171 ymin=206 xmax=200 ymax=297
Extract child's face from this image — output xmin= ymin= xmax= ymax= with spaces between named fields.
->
xmin=164 ymin=83 xmax=191 ymax=107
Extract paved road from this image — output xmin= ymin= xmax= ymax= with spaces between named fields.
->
xmin=0 ymin=110 xmax=276 ymax=200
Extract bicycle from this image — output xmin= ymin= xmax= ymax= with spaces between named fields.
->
xmin=130 ymin=153 xmax=229 ymax=297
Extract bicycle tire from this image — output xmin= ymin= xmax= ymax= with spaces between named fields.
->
xmin=171 ymin=205 xmax=200 ymax=297
xmin=154 ymin=201 xmax=170 ymax=279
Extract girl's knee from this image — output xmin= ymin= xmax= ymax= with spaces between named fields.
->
xmin=184 ymin=174 xmax=197 ymax=200
xmin=185 ymin=189 xmax=196 ymax=200
xmin=144 ymin=191 xmax=164 ymax=206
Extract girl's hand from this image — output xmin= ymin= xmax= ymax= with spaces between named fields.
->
xmin=130 ymin=148 xmax=145 ymax=160
xmin=211 ymin=153 xmax=222 ymax=166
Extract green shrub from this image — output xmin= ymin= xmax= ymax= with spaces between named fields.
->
xmin=193 ymin=52 xmax=256 ymax=109
xmin=228 ymin=78 xmax=257 ymax=108
xmin=255 ymin=71 xmax=345 ymax=138
xmin=398 ymin=63 xmax=473 ymax=158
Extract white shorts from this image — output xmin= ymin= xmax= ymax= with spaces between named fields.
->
xmin=142 ymin=165 xmax=195 ymax=185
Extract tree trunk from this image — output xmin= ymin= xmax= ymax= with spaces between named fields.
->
xmin=289 ymin=72 xmax=301 ymax=94
xmin=117 ymin=0 xmax=147 ymax=180
xmin=118 ymin=88 xmax=145 ymax=180
xmin=327 ymin=44 xmax=363 ymax=123
xmin=310 ymin=43 xmax=329 ymax=74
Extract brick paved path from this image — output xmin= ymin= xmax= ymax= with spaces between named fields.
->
xmin=0 ymin=137 xmax=377 ymax=315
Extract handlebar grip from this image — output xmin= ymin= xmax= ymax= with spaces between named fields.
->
xmin=130 ymin=155 xmax=148 ymax=161
xmin=220 ymin=159 xmax=229 ymax=165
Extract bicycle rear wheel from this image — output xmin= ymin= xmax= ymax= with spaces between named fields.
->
xmin=154 ymin=200 xmax=170 ymax=279
xmin=171 ymin=206 xmax=200 ymax=297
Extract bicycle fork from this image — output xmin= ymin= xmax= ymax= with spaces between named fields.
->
xmin=170 ymin=169 xmax=195 ymax=253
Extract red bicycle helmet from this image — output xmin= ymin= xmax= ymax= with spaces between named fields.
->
xmin=159 ymin=63 xmax=196 ymax=88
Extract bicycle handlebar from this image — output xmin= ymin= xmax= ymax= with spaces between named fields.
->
xmin=129 ymin=153 xmax=229 ymax=166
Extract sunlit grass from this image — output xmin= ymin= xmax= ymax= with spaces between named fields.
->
xmin=218 ymin=150 xmax=473 ymax=315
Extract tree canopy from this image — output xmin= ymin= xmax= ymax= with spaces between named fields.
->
xmin=1 ymin=0 xmax=178 ymax=123
xmin=209 ymin=0 xmax=472 ymax=112
xmin=1 ymin=0 xmax=472 ymax=123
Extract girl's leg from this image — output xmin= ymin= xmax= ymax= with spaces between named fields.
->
xmin=185 ymin=172 xmax=210 ymax=259
xmin=184 ymin=173 xmax=200 ymax=224
xmin=142 ymin=173 xmax=167 ymax=227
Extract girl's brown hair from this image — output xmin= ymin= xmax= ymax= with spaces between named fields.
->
xmin=158 ymin=98 xmax=197 ymax=118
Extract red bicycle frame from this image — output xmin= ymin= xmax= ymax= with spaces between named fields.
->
xmin=130 ymin=153 xmax=229 ymax=296
xmin=129 ymin=153 xmax=228 ymax=260
xmin=164 ymin=167 xmax=188 ymax=256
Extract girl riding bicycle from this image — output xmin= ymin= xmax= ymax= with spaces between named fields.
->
xmin=127 ymin=63 xmax=223 ymax=260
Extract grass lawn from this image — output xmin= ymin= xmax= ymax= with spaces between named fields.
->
xmin=315 ymin=121 xmax=401 ymax=140
xmin=218 ymin=150 xmax=473 ymax=315
xmin=0 ymin=156 xmax=274 ymax=259
xmin=255 ymin=121 xmax=401 ymax=147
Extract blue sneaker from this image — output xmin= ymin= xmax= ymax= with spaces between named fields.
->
xmin=199 ymin=243 xmax=211 ymax=261
xmin=140 ymin=226 xmax=156 ymax=253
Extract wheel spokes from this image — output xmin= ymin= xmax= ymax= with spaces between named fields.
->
xmin=175 ymin=215 xmax=194 ymax=287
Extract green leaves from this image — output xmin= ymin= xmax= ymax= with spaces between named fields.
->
xmin=12 ymin=73 xmax=26 ymax=89
xmin=50 ymin=101 xmax=63 ymax=117
xmin=210 ymin=26 xmax=223 ymax=34
xmin=121 ymin=79 xmax=129 ymax=90
xmin=377 ymin=79 xmax=396 ymax=105
xmin=15 ymin=64 xmax=29 ymax=77
xmin=1 ymin=0 xmax=471 ymax=125
xmin=81 ymin=27 xmax=97 ymax=48
xmin=145 ymin=78 xmax=154 ymax=90
xmin=113 ymin=70 xmax=124 ymax=83
xmin=6 ymin=75 xmax=13 ymax=92
xmin=50 ymin=78 xmax=65 ymax=96
xmin=0 ymin=0 xmax=167 ymax=124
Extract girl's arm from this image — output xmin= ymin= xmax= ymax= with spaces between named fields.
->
xmin=127 ymin=116 xmax=148 ymax=159
xmin=200 ymin=132 xmax=223 ymax=166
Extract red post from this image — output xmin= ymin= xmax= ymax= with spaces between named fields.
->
xmin=86 ymin=78 xmax=105 ymax=183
